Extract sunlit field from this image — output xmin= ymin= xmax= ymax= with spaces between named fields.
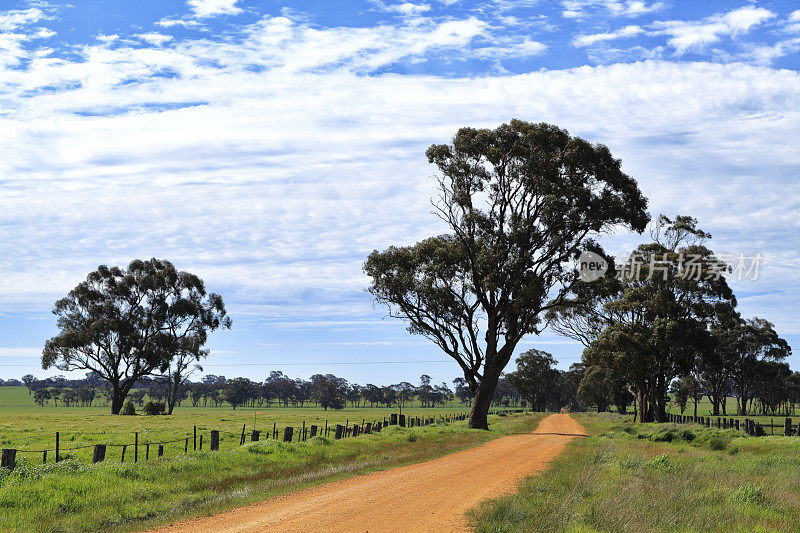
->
xmin=0 ymin=386 xmax=484 ymax=465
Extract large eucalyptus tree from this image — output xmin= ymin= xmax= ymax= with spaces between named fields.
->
xmin=364 ymin=120 xmax=649 ymax=428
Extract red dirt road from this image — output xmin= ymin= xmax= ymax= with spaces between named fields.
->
xmin=153 ymin=413 xmax=586 ymax=533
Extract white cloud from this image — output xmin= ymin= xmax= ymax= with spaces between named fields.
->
xmin=385 ymin=3 xmax=431 ymax=16
xmin=471 ymin=37 xmax=547 ymax=58
xmin=652 ymin=6 xmax=775 ymax=55
xmin=573 ymin=24 xmax=643 ymax=46
xmin=0 ymin=7 xmax=45 ymax=31
xmin=187 ymin=0 xmax=242 ymax=18
xmin=562 ymin=0 xmax=665 ymax=19
xmin=135 ymin=32 xmax=174 ymax=46
xmin=0 ymin=10 xmax=799 ymax=344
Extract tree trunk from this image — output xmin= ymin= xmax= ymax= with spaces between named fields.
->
xmin=468 ymin=379 xmax=499 ymax=430
xmin=111 ymin=388 xmax=125 ymax=415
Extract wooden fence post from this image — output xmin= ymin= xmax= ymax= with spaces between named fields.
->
xmin=135 ymin=432 xmax=138 ymax=462
xmin=158 ymin=445 xmax=163 ymax=457
xmin=55 ymin=432 xmax=59 ymax=463
xmin=365 ymin=423 xmax=372 ymax=434
xmin=785 ymin=418 xmax=792 ymax=436
xmin=43 ymin=450 xmax=47 ymax=464
xmin=252 ymin=430 xmax=260 ymax=442
xmin=283 ymin=427 xmax=294 ymax=442
xmin=193 ymin=425 xmax=197 ymax=450
xmin=199 ymin=435 xmax=203 ymax=451
xmin=92 ymin=444 xmax=106 ymax=463
xmin=210 ymin=430 xmax=220 ymax=451
xmin=240 ymin=424 xmax=246 ymax=445
xmin=399 ymin=414 xmax=406 ymax=428
xmin=146 ymin=443 xmax=150 ymax=460
xmin=302 ymin=421 xmax=306 ymax=441
xmin=735 ymin=419 xmax=740 ymax=431
xmin=185 ymin=438 xmax=188 ymax=453
xmin=390 ymin=414 xmax=398 ymax=425
xmin=1 ymin=449 xmax=16 ymax=471
xmin=310 ymin=425 xmax=317 ymax=438
xmin=121 ymin=445 xmax=126 ymax=463
xmin=335 ymin=424 xmax=344 ymax=439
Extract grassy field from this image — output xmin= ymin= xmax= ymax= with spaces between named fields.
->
xmin=469 ymin=412 xmax=800 ymax=532
xmin=0 ymin=386 xmax=486 ymax=464
xmin=667 ymin=396 xmax=799 ymax=431
xmin=0 ymin=384 xmax=541 ymax=533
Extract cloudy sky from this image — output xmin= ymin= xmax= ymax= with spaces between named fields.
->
xmin=0 ymin=0 xmax=798 ymax=386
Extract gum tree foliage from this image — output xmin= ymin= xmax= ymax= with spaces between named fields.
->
xmin=578 ymin=216 xmax=735 ymax=422
xmin=364 ymin=120 xmax=648 ymax=429
xmin=506 ymin=349 xmax=560 ymax=412
xmin=730 ymin=317 xmax=791 ymax=414
xmin=307 ymin=373 xmax=347 ymax=410
xmin=42 ymin=259 xmax=231 ymax=414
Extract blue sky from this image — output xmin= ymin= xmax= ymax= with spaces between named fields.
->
xmin=0 ymin=0 xmax=798 ymax=386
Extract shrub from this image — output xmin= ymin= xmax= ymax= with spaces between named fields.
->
xmin=709 ymin=437 xmax=727 ymax=451
xmin=120 ymin=401 xmax=136 ymax=415
xmin=731 ymin=483 xmax=767 ymax=505
xmin=142 ymin=401 xmax=165 ymax=415
xmin=678 ymin=429 xmax=695 ymax=442
xmin=652 ymin=430 xmax=676 ymax=442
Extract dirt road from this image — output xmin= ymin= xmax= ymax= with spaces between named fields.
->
xmin=153 ymin=413 xmax=586 ymax=533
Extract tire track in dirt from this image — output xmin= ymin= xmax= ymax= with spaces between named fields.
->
xmin=152 ymin=413 xmax=586 ymax=533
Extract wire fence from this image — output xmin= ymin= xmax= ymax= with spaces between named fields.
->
xmin=1 ymin=411 xmax=477 ymax=471
xmin=668 ymin=412 xmax=800 ymax=436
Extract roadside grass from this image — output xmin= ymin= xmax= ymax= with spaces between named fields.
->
xmin=0 ymin=411 xmax=544 ymax=532
xmin=469 ymin=412 xmax=800 ymax=532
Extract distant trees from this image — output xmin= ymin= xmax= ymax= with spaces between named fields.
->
xmin=33 ymin=388 xmax=51 ymax=406
xmin=309 ymin=374 xmax=347 ymax=410
xmin=21 ymin=374 xmax=36 ymax=395
xmin=42 ymin=259 xmax=231 ymax=414
xmin=507 ymin=350 xmax=560 ymax=412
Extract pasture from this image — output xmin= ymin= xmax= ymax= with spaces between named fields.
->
xmin=0 ymin=386 xmax=477 ymax=465
xmin=0 ymin=401 xmax=542 ymax=533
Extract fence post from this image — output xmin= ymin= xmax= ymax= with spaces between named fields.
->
xmin=785 ymin=418 xmax=792 ymax=436
xmin=335 ymin=424 xmax=344 ymax=439
xmin=92 ymin=444 xmax=106 ymax=463
xmin=210 ymin=430 xmax=220 ymax=451
xmin=302 ymin=421 xmax=306 ymax=441
xmin=283 ymin=427 xmax=294 ymax=442
xmin=135 ymin=432 xmax=138 ymax=462
xmin=1 ymin=449 xmax=16 ymax=471
xmin=55 ymin=431 xmax=59 ymax=463
xmin=735 ymin=419 xmax=740 ymax=431
xmin=158 ymin=445 xmax=164 ymax=457
xmin=185 ymin=437 xmax=188 ymax=453
xmin=399 ymin=414 xmax=406 ymax=427
xmin=365 ymin=422 xmax=372 ymax=434
xmin=146 ymin=443 xmax=150 ymax=460
xmin=43 ymin=450 xmax=47 ymax=464
xmin=199 ymin=435 xmax=203 ymax=451
xmin=310 ymin=425 xmax=317 ymax=438
xmin=121 ymin=445 xmax=126 ymax=463
xmin=194 ymin=425 xmax=197 ymax=450
xmin=252 ymin=430 xmax=261 ymax=442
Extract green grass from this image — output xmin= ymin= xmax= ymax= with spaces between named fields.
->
xmin=0 ymin=389 xmax=544 ymax=533
xmin=667 ymin=396 xmax=798 ymax=430
xmin=469 ymin=412 xmax=800 ymax=532
xmin=0 ymin=386 xmax=486 ymax=463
